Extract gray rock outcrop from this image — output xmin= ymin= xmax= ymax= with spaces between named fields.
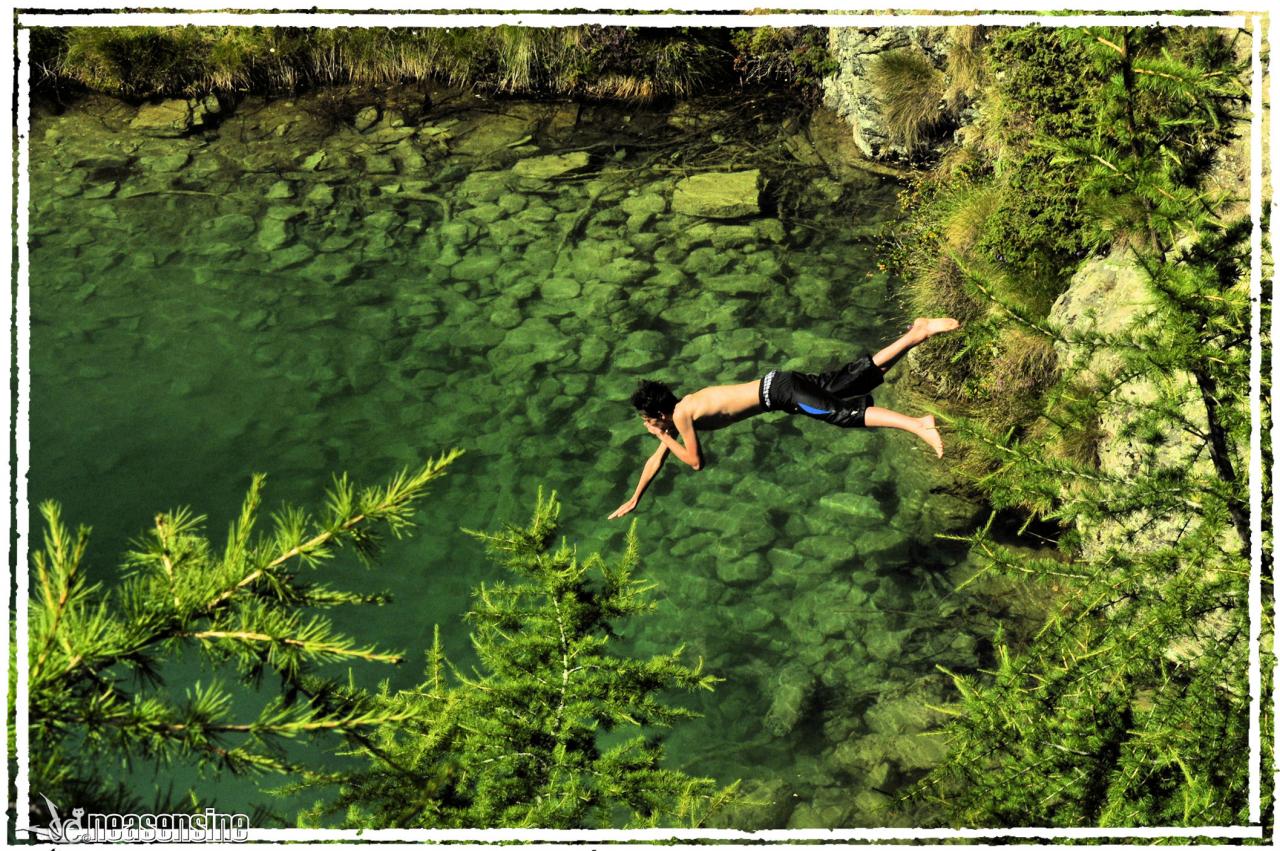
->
xmin=822 ymin=28 xmax=947 ymax=159
xmin=1049 ymin=247 xmax=1215 ymax=559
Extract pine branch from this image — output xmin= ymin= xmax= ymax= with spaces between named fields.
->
xmin=29 ymin=453 xmax=462 ymax=806
xmin=31 ymin=501 xmax=93 ymax=683
xmin=208 ymin=450 xmax=462 ymax=611
xmin=179 ymin=629 xmax=403 ymax=665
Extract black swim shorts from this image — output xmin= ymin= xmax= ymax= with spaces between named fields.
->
xmin=758 ymin=353 xmax=884 ymax=428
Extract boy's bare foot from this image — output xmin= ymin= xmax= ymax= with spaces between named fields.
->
xmin=917 ymin=414 xmax=944 ymax=458
xmin=910 ymin=317 xmax=961 ymax=340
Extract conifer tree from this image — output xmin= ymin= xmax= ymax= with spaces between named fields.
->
xmin=21 ymin=451 xmax=461 ymax=817
xmin=296 ymin=491 xmax=738 ymax=828
xmin=903 ymin=26 xmax=1265 ymax=825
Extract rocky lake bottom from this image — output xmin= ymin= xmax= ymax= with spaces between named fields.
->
xmin=26 ymin=85 xmax=1045 ymax=828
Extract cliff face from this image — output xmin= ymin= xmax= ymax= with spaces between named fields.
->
xmin=821 ymin=27 xmax=948 ymax=160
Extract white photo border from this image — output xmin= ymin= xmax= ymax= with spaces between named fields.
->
xmin=7 ymin=3 xmax=1273 ymax=845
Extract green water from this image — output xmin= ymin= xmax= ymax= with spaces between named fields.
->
xmin=28 ymin=88 xmax=1003 ymax=827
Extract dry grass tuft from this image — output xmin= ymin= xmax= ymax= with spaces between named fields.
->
xmin=869 ymin=48 xmax=946 ymax=154
xmin=943 ymin=25 xmax=987 ymax=111
xmin=941 ymin=182 xmax=1002 ymax=254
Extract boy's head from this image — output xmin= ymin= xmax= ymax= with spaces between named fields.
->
xmin=631 ymin=380 xmax=677 ymax=423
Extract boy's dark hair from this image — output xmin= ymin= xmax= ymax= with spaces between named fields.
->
xmin=631 ymin=380 xmax=678 ymax=418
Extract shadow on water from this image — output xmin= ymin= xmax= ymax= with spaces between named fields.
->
xmin=25 ymin=84 xmax=1028 ymax=827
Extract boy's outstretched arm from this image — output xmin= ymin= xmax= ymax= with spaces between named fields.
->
xmin=608 ymin=443 xmax=670 ymax=519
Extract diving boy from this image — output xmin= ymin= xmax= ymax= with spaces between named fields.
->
xmin=607 ymin=318 xmax=959 ymax=519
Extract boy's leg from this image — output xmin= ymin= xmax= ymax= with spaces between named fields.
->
xmin=864 ymin=406 xmax=944 ymax=458
xmin=872 ymin=317 xmax=961 ymax=373
xmin=781 ymin=373 xmax=944 ymax=458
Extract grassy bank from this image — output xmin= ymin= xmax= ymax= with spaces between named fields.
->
xmin=31 ymin=25 xmax=833 ymax=101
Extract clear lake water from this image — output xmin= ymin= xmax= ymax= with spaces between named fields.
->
xmin=26 ymin=86 xmax=1032 ymax=828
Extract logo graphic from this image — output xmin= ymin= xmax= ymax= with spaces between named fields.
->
xmin=29 ymin=795 xmax=81 ymax=843
xmin=27 ymin=795 xmax=250 ymax=843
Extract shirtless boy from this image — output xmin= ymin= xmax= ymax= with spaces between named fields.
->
xmin=607 ymin=318 xmax=960 ymax=519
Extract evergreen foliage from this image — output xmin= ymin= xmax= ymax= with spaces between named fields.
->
xmin=22 ymin=452 xmax=460 ymax=815
xmin=294 ymin=492 xmax=737 ymax=828
xmin=900 ymin=25 xmax=1263 ymax=826
xmin=893 ymin=24 xmax=1243 ymax=463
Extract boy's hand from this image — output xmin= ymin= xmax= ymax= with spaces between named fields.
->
xmin=608 ymin=498 xmax=638 ymax=519
xmin=643 ymin=421 xmax=665 ymax=438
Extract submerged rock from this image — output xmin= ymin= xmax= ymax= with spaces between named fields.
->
xmin=671 ymin=170 xmax=761 ymax=218
xmin=513 ymin=151 xmax=589 ymax=180
xmin=201 ymin=212 xmax=255 ymax=244
xmin=305 ymin=183 xmax=335 ymax=208
xmin=715 ymin=553 xmax=768 ymax=587
xmin=364 ymin=154 xmax=397 ymax=174
xmin=703 ymin=272 xmax=772 ymax=295
xmin=264 ymin=242 xmax=314 ymax=271
xmin=83 ymin=178 xmax=130 ymax=202
xmin=819 ymin=492 xmax=880 ymax=520
xmin=621 ymin=188 xmax=667 ymax=218
xmin=256 ymin=218 xmax=291 ymax=251
xmin=139 ymin=151 xmax=190 ymax=173
xmin=457 ymin=170 xmax=510 ymax=203
xmin=366 ymin=126 xmax=416 ymax=145
xmin=764 ymin=662 xmax=816 ymax=737
xmin=450 ymin=254 xmax=501 ymax=281
xmin=50 ymin=169 xmax=87 ymax=197
xmin=354 ymin=106 xmax=379 ymax=131
xmin=451 ymin=113 xmax=540 ymax=156
xmin=266 ymin=180 xmax=293 ymax=200
xmin=540 ymin=277 xmax=581 ymax=300
xmin=130 ymin=98 xmax=210 ymax=137
xmin=710 ymin=777 xmax=796 ymax=831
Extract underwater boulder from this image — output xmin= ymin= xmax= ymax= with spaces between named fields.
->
xmin=304 ymin=183 xmax=335 ymax=208
xmin=764 ymin=662 xmax=815 ymax=737
xmin=266 ymin=180 xmax=293 ymax=199
xmin=353 ymin=106 xmax=379 ymax=131
xmin=819 ymin=492 xmax=880 ymax=520
xmin=594 ymin=258 xmax=651 ymax=286
xmin=457 ymin=170 xmax=510 ymax=203
xmin=703 ymin=272 xmax=771 ymax=295
xmin=715 ymin=553 xmax=768 ymax=587
xmin=512 ymin=151 xmax=589 ymax=181
xmin=137 ymin=151 xmax=190 ymax=173
xmin=671 ymin=170 xmax=761 ymax=219
xmin=539 ymin=277 xmax=580 ymax=300
xmin=787 ymin=799 xmax=853 ymax=829
xmin=363 ymin=153 xmax=397 ymax=174
xmin=130 ymin=98 xmax=209 ymax=137
xmin=451 ymin=113 xmax=539 ymax=156
xmin=394 ymin=140 xmax=430 ymax=172
xmin=256 ymin=218 xmax=291 ymax=251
